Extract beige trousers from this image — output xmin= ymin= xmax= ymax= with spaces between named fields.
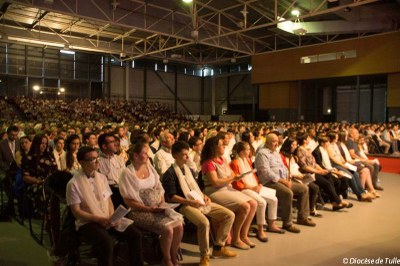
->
xmin=180 ymin=202 xmax=234 ymax=256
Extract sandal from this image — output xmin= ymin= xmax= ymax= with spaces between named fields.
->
xmin=243 ymin=238 xmax=256 ymax=248
xmin=232 ymin=242 xmax=250 ymax=250
xmin=256 ymin=234 xmax=269 ymax=242
xmin=267 ymin=228 xmax=286 ymax=234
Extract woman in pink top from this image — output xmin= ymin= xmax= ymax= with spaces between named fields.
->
xmin=201 ymin=136 xmax=257 ymax=250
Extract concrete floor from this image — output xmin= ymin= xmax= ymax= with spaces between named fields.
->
xmin=1 ymin=173 xmax=399 ymax=266
xmin=180 ymin=172 xmax=400 ymax=266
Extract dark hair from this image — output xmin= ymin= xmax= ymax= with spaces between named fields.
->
xmin=178 ymin=132 xmax=190 ymax=143
xmin=54 ymin=136 xmax=64 ymax=145
xmin=65 ymin=134 xmax=81 ymax=169
xmin=217 ymin=131 xmax=228 ymax=140
xmin=327 ymin=131 xmax=337 ymax=143
xmin=296 ymin=132 xmax=309 ymax=146
xmin=28 ymin=134 xmax=48 ymax=157
xmin=130 ymin=129 xmax=146 ymax=144
xmin=338 ymin=131 xmax=347 ymax=143
xmin=19 ymin=136 xmax=31 ymax=155
xmin=172 ymin=141 xmax=190 ymax=156
xmin=115 ymin=126 xmax=124 ymax=134
xmin=200 ymin=136 xmax=220 ymax=164
xmin=98 ymin=133 xmax=114 ymax=151
xmin=83 ymin=132 xmax=96 ymax=144
xmin=216 ymin=125 xmax=225 ymax=132
xmin=77 ymin=146 xmax=96 ymax=162
xmin=280 ymin=138 xmax=297 ymax=158
xmin=241 ymin=131 xmax=251 ymax=143
xmin=193 ymin=128 xmax=202 ymax=138
xmin=153 ymin=127 xmax=162 ymax=139
xmin=241 ymin=131 xmax=255 ymax=156
xmin=317 ymin=136 xmax=329 ymax=145
xmin=7 ymin=125 xmax=19 ymax=134
xmin=188 ymin=136 xmax=200 ymax=149
xmin=232 ymin=141 xmax=249 ymax=157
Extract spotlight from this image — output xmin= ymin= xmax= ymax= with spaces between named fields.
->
xmin=291 ymin=9 xmax=300 ymax=16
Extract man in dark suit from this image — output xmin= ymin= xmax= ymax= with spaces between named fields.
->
xmin=0 ymin=125 xmax=21 ymax=219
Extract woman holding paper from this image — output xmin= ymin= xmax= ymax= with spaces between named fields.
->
xmin=201 ymin=136 xmax=257 ymax=250
xmin=326 ymin=131 xmax=377 ymax=201
xmin=230 ymin=141 xmax=283 ymax=242
xmin=337 ymin=131 xmax=379 ymax=199
xmin=279 ymin=138 xmax=321 ymax=217
xmin=119 ymin=142 xmax=183 ymax=266
xmin=296 ymin=132 xmax=352 ymax=211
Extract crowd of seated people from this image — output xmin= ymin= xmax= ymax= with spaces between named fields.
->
xmin=9 ymin=96 xmax=187 ymax=124
xmin=0 ymin=98 xmax=398 ymax=266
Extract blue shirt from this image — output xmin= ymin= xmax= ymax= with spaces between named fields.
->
xmin=254 ymin=147 xmax=288 ymax=184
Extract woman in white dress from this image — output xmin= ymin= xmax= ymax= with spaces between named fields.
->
xmin=119 ymin=142 xmax=183 ymax=266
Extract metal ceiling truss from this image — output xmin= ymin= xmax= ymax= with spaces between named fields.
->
xmin=1 ymin=0 xmax=399 ymax=66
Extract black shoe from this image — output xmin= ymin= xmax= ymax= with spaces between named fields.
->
xmin=256 ymin=234 xmax=269 ymax=243
xmin=374 ymin=185 xmax=384 ymax=191
xmin=332 ymin=204 xmax=345 ymax=211
xmin=345 ymin=203 xmax=354 ymax=208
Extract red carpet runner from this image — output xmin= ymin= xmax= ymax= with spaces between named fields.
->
xmin=369 ymin=156 xmax=400 ymax=174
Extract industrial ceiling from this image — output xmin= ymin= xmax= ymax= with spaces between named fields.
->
xmin=0 ymin=0 xmax=399 ymax=66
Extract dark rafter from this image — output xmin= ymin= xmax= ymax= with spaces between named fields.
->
xmin=27 ymin=11 xmax=49 ymax=30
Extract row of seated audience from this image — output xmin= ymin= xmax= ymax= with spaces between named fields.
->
xmin=0 ymin=117 xmax=390 ymax=266
xmin=7 ymin=96 xmax=187 ymax=124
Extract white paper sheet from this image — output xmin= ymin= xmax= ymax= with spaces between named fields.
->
xmin=110 ymin=205 xmax=130 ymax=225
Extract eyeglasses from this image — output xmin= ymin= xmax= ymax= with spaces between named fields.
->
xmin=84 ymin=157 xmax=99 ymax=162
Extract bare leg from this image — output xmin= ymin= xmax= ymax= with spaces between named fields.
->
xmin=257 ymin=224 xmax=267 ymax=239
xmin=170 ymin=224 xmax=183 ymax=265
xmin=241 ymin=200 xmax=257 ymax=246
xmin=232 ymin=202 xmax=250 ymax=247
xmin=268 ymin=219 xmax=281 ymax=231
xmin=360 ymin=168 xmax=375 ymax=192
xmin=160 ymin=226 xmax=174 ymax=266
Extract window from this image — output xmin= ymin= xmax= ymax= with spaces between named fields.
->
xmin=301 ymin=50 xmax=357 ymax=64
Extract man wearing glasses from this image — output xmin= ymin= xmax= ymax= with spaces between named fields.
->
xmin=66 ymin=146 xmax=143 ymax=266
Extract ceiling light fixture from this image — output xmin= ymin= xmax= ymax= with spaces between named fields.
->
xmin=7 ymin=36 xmax=64 ymax=48
xmin=291 ymin=9 xmax=300 ymax=16
xmin=60 ymin=49 xmax=75 ymax=55
xmin=182 ymin=0 xmax=192 ymax=3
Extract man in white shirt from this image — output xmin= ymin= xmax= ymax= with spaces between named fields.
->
xmin=307 ymin=128 xmax=318 ymax=152
xmin=154 ymin=132 xmax=175 ymax=176
xmin=217 ymin=132 xmax=233 ymax=163
xmin=187 ymin=137 xmax=203 ymax=176
xmin=150 ymin=127 xmax=162 ymax=152
xmin=97 ymin=133 xmax=126 ymax=207
xmin=53 ymin=137 xmax=67 ymax=171
xmin=66 ymin=146 xmax=143 ymax=266
xmin=116 ymin=126 xmax=130 ymax=152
